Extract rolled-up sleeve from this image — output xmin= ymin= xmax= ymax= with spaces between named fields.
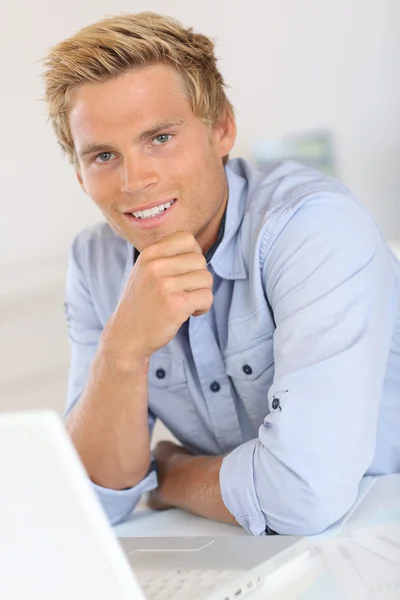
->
xmin=220 ymin=193 xmax=397 ymax=536
xmin=64 ymin=231 xmax=157 ymax=525
xmin=91 ymin=462 xmax=158 ymax=526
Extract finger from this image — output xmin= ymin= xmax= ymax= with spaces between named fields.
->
xmin=153 ymin=440 xmax=179 ymax=461
xmin=147 ymin=490 xmax=169 ymax=511
xmin=141 ymin=231 xmax=202 ymax=261
xmin=147 ymin=253 xmax=207 ymax=278
xmin=172 ymin=270 xmax=213 ymax=293
xmin=184 ymin=288 xmax=214 ymax=316
xmin=192 ymin=309 xmax=209 ymax=317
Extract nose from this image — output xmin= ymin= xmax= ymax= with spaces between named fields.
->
xmin=120 ymin=152 xmax=159 ymax=194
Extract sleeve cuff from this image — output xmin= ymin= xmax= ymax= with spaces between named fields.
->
xmin=92 ymin=461 xmax=158 ymax=526
xmin=219 ymin=439 xmax=267 ymax=536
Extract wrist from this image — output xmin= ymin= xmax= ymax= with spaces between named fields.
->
xmin=159 ymin=455 xmax=190 ymax=505
xmin=167 ymin=451 xmax=193 ymax=474
xmin=96 ymin=339 xmax=151 ymax=379
xmin=99 ymin=317 xmax=153 ymax=374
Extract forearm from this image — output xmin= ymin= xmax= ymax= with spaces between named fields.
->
xmin=66 ymin=348 xmax=151 ymax=490
xmin=159 ymin=454 xmax=237 ymax=525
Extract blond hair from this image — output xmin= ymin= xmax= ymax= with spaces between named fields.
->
xmin=40 ymin=12 xmax=234 ymax=170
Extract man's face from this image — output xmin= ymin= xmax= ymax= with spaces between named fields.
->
xmin=68 ymin=63 xmax=236 ymax=253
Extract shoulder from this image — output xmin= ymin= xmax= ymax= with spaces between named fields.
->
xmin=234 ymin=157 xmax=364 ymax=224
xmin=227 ymin=159 xmax=389 ymax=285
xmin=262 ymin=172 xmax=384 ymax=267
xmin=254 ymin=168 xmax=390 ymax=298
xmin=70 ymin=221 xmax=128 ymax=271
xmin=71 ymin=220 xmax=123 ymax=256
xmin=67 ymin=221 xmax=129 ymax=320
xmin=230 ymin=158 xmax=385 ymax=261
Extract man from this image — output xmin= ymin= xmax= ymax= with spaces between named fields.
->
xmin=41 ymin=12 xmax=400 ymax=536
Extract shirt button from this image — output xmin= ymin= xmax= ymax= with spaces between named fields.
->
xmin=272 ymin=397 xmax=280 ymax=410
xmin=156 ymin=368 xmax=166 ymax=379
xmin=242 ymin=364 xmax=253 ymax=375
xmin=210 ymin=381 xmax=221 ymax=393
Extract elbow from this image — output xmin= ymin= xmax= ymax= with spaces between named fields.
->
xmin=108 ymin=511 xmax=128 ymax=527
xmin=263 ymin=487 xmax=356 ymax=536
xmin=283 ymin=504 xmax=343 ymax=536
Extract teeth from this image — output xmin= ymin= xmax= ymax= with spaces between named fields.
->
xmin=133 ymin=200 xmax=174 ymax=219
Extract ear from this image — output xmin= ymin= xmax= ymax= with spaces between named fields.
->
xmin=212 ymin=105 xmax=237 ymax=158
xmin=75 ymin=168 xmax=87 ymax=195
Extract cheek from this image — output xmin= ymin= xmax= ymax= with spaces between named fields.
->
xmin=171 ymin=146 xmax=199 ymax=178
xmin=173 ymin=132 xmax=212 ymax=173
xmin=83 ymin=172 xmax=114 ymax=209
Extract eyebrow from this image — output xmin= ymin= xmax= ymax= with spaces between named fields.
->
xmin=77 ymin=119 xmax=186 ymax=160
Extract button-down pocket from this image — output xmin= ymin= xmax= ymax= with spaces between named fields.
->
xmin=148 ymin=352 xmax=187 ymax=394
xmin=148 ymin=351 xmax=202 ymax=451
xmin=224 ymin=334 xmax=275 ymax=428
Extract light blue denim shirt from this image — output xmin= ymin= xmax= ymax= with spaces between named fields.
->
xmin=64 ymin=158 xmax=400 ymax=535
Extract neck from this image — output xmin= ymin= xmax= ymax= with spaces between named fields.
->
xmin=197 ymin=191 xmax=228 ymax=256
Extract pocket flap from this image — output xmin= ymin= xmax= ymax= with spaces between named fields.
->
xmin=148 ymin=352 xmax=187 ymax=389
xmin=224 ymin=335 xmax=274 ymax=380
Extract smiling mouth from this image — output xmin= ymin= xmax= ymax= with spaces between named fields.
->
xmin=130 ymin=199 xmax=176 ymax=220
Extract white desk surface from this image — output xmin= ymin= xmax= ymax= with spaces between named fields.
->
xmin=115 ymin=474 xmax=400 ymax=599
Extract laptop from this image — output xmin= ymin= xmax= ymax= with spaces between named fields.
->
xmin=0 ymin=410 xmax=309 ymax=599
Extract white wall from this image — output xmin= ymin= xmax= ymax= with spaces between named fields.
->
xmin=1 ymin=0 xmax=399 ymax=417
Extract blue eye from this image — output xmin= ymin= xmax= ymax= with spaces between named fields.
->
xmin=94 ymin=152 xmax=115 ymax=164
xmin=153 ymin=134 xmax=171 ymax=145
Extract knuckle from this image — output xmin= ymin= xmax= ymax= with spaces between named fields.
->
xmin=199 ymin=254 xmax=208 ymax=267
xmin=181 ymin=232 xmax=200 ymax=252
xmin=146 ymin=259 xmax=163 ymax=279
xmin=158 ymin=276 xmax=173 ymax=296
xmin=182 ymin=231 xmax=192 ymax=241
xmin=192 ymin=253 xmax=207 ymax=269
xmin=140 ymin=245 xmax=154 ymax=263
xmin=205 ymin=271 xmax=214 ymax=287
xmin=205 ymin=289 xmax=214 ymax=306
xmin=193 ymin=240 xmax=202 ymax=254
xmin=176 ymin=231 xmax=192 ymax=245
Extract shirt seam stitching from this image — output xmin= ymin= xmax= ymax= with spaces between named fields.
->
xmin=258 ymin=181 xmax=354 ymax=266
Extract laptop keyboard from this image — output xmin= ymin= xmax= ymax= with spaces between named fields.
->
xmin=136 ymin=567 xmax=246 ymax=599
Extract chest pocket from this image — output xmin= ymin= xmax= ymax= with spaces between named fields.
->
xmin=224 ymin=334 xmax=275 ymax=427
xmin=148 ymin=351 xmax=201 ymax=448
xmin=148 ymin=352 xmax=187 ymax=395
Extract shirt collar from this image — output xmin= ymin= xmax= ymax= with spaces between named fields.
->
xmin=209 ymin=161 xmax=247 ymax=280
xmin=204 ymin=209 xmax=226 ymax=264
xmin=119 ymin=159 xmax=248 ymax=297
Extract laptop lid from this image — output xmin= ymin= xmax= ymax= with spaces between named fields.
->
xmin=0 ymin=410 xmax=143 ymax=600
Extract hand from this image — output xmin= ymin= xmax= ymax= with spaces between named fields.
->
xmin=146 ymin=443 xmax=236 ymax=525
xmin=147 ymin=441 xmax=192 ymax=511
xmin=100 ymin=232 xmax=214 ymax=368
